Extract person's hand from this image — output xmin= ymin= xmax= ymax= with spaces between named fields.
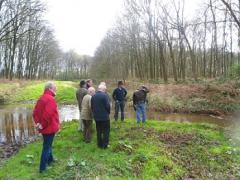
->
xmin=35 ymin=123 xmax=43 ymax=130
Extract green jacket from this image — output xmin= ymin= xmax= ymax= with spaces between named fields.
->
xmin=76 ymin=88 xmax=88 ymax=110
xmin=81 ymin=94 xmax=92 ymax=120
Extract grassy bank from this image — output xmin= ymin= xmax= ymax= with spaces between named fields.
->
xmin=0 ymin=120 xmax=240 ymax=179
xmin=0 ymin=80 xmax=77 ymax=104
xmin=1 ymin=79 xmax=240 ymax=114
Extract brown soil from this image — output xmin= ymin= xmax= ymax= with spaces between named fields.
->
xmin=0 ymin=137 xmax=38 ymax=167
xmin=159 ymin=132 xmax=196 ymax=146
xmin=124 ymin=80 xmax=240 ymax=115
xmin=126 ymin=81 xmax=239 ymax=101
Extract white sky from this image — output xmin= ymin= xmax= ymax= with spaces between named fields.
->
xmin=44 ymin=0 xmax=122 ymax=56
xmin=44 ymin=0 xmax=200 ymax=56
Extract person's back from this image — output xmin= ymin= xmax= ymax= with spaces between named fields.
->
xmin=133 ymin=90 xmax=146 ymax=104
xmin=132 ymin=86 xmax=149 ymax=124
xmin=81 ymin=94 xmax=92 ymax=120
xmin=76 ymin=88 xmax=88 ymax=110
xmin=133 ymin=86 xmax=149 ymax=105
xmin=91 ymin=91 xmax=110 ymax=121
xmin=81 ymin=87 xmax=95 ymax=143
xmin=91 ymin=84 xmax=111 ymax=149
xmin=76 ymin=80 xmax=88 ymax=132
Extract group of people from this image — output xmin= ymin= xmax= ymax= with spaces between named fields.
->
xmin=76 ymin=80 xmax=110 ymax=148
xmin=32 ymin=80 xmax=149 ymax=173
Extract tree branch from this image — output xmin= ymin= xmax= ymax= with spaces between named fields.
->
xmin=220 ymin=0 xmax=240 ymax=28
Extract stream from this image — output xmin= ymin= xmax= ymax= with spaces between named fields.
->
xmin=0 ymin=104 xmax=238 ymax=144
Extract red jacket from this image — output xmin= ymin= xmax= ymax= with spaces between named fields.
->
xmin=33 ymin=90 xmax=60 ymax=134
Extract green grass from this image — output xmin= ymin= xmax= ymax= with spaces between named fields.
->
xmin=9 ymin=81 xmax=77 ymax=104
xmin=1 ymin=120 xmax=240 ymax=179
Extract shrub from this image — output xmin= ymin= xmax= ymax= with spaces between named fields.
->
xmin=230 ymin=64 xmax=240 ymax=79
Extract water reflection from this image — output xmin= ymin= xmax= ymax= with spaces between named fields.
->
xmin=0 ymin=105 xmax=235 ymax=144
xmin=0 ymin=107 xmax=36 ymax=144
xmin=0 ymin=105 xmax=80 ymax=144
xmin=60 ymin=105 xmax=79 ymax=121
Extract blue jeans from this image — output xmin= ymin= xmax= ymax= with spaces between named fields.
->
xmin=40 ymin=134 xmax=55 ymax=172
xmin=114 ymin=101 xmax=125 ymax=121
xmin=136 ymin=103 xmax=146 ymax=123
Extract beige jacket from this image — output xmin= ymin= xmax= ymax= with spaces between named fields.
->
xmin=81 ymin=94 xmax=92 ymax=120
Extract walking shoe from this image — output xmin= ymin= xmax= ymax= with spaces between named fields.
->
xmin=103 ymin=144 xmax=110 ymax=149
xmin=39 ymin=169 xmax=46 ymax=173
xmin=48 ymin=158 xmax=58 ymax=166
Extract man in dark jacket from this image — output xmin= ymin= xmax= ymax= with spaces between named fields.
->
xmin=76 ymin=80 xmax=88 ymax=131
xmin=91 ymin=83 xmax=111 ymax=149
xmin=112 ymin=81 xmax=127 ymax=121
xmin=33 ymin=81 xmax=60 ymax=173
xmin=133 ymin=85 xmax=149 ymax=124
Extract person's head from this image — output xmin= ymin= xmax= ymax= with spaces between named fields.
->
xmin=98 ymin=83 xmax=107 ymax=92
xmin=88 ymin=87 xmax=95 ymax=96
xmin=118 ymin=80 xmax=124 ymax=88
xmin=44 ymin=81 xmax=57 ymax=95
xmin=140 ymin=85 xmax=149 ymax=93
xmin=79 ymin=80 xmax=86 ymax=88
xmin=86 ymin=79 xmax=93 ymax=88
xmin=100 ymin=81 xmax=106 ymax=86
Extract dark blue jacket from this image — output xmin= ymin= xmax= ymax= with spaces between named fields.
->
xmin=112 ymin=88 xmax=127 ymax=101
xmin=91 ymin=91 xmax=111 ymax=121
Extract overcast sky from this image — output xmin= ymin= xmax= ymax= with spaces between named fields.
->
xmin=44 ymin=0 xmax=200 ymax=56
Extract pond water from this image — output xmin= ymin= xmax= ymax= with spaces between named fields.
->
xmin=0 ymin=105 xmax=238 ymax=144
xmin=0 ymin=105 xmax=79 ymax=144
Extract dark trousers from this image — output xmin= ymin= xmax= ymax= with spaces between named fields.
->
xmin=40 ymin=133 xmax=55 ymax=172
xmin=95 ymin=120 xmax=110 ymax=148
xmin=83 ymin=120 xmax=93 ymax=143
xmin=114 ymin=101 xmax=125 ymax=121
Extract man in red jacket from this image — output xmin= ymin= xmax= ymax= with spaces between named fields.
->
xmin=33 ymin=81 xmax=60 ymax=173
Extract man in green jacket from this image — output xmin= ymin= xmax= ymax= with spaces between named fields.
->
xmin=81 ymin=87 xmax=96 ymax=143
xmin=76 ymin=80 xmax=88 ymax=131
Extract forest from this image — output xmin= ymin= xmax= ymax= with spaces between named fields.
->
xmin=0 ymin=0 xmax=240 ymax=82
xmin=0 ymin=0 xmax=90 ymax=80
